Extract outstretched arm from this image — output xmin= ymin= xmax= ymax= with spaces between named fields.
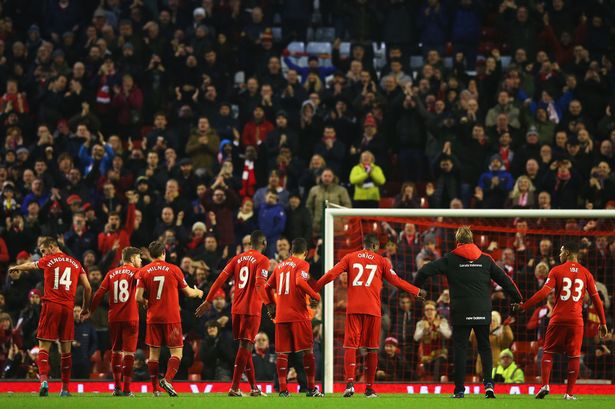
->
xmin=414 ymin=257 xmax=447 ymax=288
xmin=520 ymin=283 xmax=552 ymax=311
xmin=313 ymin=257 xmax=348 ymax=293
xmin=79 ymin=273 xmax=92 ymax=319
xmin=90 ymin=278 xmax=108 ymax=313
xmin=383 ymin=262 xmax=420 ymax=297
xmin=489 ymin=259 xmax=523 ymax=302
xmin=8 ymin=261 xmax=37 ymax=273
xmin=297 ymin=275 xmax=320 ymax=301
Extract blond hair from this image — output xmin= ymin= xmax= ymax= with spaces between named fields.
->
xmin=455 ymin=226 xmax=473 ymax=244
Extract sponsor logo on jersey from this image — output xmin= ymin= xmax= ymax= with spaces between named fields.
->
xmin=261 ymin=269 xmax=268 ymax=278
xmin=459 ymin=263 xmax=483 ymax=268
xmin=301 ymin=271 xmax=309 ymax=279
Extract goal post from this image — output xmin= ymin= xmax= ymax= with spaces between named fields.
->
xmin=322 ymin=208 xmax=615 ymax=394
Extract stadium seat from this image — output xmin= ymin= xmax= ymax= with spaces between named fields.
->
xmin=188 ymin=360 xmax=203 ymax=375
xmin=272 ymin=27 xmax=282 ymax=43
xmin=307 ymin=42 xmax=332 ymax=58
xmin=378 ymin=197 xmax=396 ymax=209
xmin=339 ymin=42 xmax=351 ymax=58
xmin=287 ymin=41 xmax=306 ymax=56
xmin=410 ymin=55 xmax=424 ymax=69
xmin=314 ymin=27 xmax=336 ymax=42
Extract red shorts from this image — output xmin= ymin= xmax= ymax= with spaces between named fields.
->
xmin=275 ymin=321 xmax=313 ymax=353
xmin=344 ymin=314 xmax=381 ymax=349
xmin=232 ymin=314 xmax=260 ymax=343
xmin=37 ymin=302 xmax=74 ymax=342
xmin=145 ymin=323 xmax=183 ymax=348
xmin=544 ymin=324 xmax=583 ymax=357
xmin=110 ymin=321 xmax=139 ymax=352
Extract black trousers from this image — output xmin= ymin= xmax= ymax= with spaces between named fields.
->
xmin=452 ymin=324 xmax=493 ymax=393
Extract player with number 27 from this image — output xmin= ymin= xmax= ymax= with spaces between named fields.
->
xmin=9 ymin=237 xmax=92 ymax=397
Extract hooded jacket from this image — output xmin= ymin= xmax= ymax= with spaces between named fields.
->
xmin=415 ymin=243 xmax=522 ymax=326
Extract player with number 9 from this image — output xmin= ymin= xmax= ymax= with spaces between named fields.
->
xmin=136 ymin=241 xmax=203 ymax=397
xmin=9 ymin=237 xmax=92 ymax=397
xmin=313 ymin=234 xmax=425 ymax=398
xmin=90 ymin=247 xmax=143 ymax=396
xmin=515 ymin=240 xmax=608 ymax=400
xmin=195 ymin=230 xmax=272 ymax=397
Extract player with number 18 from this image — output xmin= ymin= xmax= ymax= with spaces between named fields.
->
xmin=195 ymin=230 xmax=272 ymax=397
xmin=90 ymin=247 xmax=143 ymax=396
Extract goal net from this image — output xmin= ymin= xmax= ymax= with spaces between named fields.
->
xmin=322 ymin=209 xmax=615 ymax=394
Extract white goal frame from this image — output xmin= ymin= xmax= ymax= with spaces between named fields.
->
xmin=322 ymin=208 xmax=615 ymax=394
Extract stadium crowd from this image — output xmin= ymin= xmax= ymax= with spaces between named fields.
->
xmin=0 ymin=0 xmax=614 ymax=386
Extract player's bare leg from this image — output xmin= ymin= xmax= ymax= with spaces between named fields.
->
xmin=536 ymin=352 xmax=554 ymax=399
xmin=122 ymin=351 xmax=136 ymax=396
xmin=59 ymin=341 xmax=72 ymax=397
xmin=37 ymin=340 xmax=52 ymax=397
xmin=229 ymin=340 xmax=252 ymax=396
xmin=343 ymin=348 xmax=356 ymax=397
xmin=148 ymin=347 xmax=162 ymax=396
xmin=276 ymin=352 xmax=290 ymax=396
xmin=364 ymin=348 xmax=379 ymax=398
xmin=111 ymin=350 xmax=123 ymax=396
xmin=159 ymin=347 xmax=181 ymax=397
xmin=301 ymin=348 xmax=323 ymax=397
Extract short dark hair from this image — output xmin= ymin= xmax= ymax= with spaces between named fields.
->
xmin=250 ymin=230 xmax=266 ymax=248
xmin=363 ymin=234 xmax=380 ymax=251
xmin=562 ymin=239 xmax=580 ymax=254
xmin=122 ymin=247 xmax=141 ymax=263
xmin=205 ymin=320 xmax=221 ymax=330
xmin=148 ymin=240 xmax=166 ymax=259
xmin=291 ymin=238 xmax=308 ymax=255
xmin=39 ymin=237 xmax=58 ymax=250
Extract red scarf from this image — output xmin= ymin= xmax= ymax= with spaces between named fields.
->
xmin=240 ymin=160 xmax=256 ymax=198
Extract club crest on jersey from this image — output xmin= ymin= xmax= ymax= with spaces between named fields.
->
xmin=261 ymin=269 xmax=268 ymax=278
xmin=301 ymin=271 xmax=309 ymax=279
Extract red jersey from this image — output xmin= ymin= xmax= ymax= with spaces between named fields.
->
xmin=97 ymin=265 xmax=140 ymax=322
xmin=543 ymin=261 xmax=600 ymax=326
xmin=206 ymin=250 xmax=270 ymax=316
xmin=35 ymin=252 xmax=86 ymax=308
xmin=315 ymin=250 xmax=420 ymax=317
xmin=137 ymin=260 xmax=187 ymax=324
xmin=268 ymin=256 xmax=320 ymax=323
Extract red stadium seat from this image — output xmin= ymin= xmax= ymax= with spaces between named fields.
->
xmin=379 ymin=197 xmax=395 ymax=209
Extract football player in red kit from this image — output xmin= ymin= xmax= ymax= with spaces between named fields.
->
xmin=514 ymin=240 xmax=608 ymax=400
xmin=9 ymin=237 xmax=92 ymax=397
xmin=313 ymin=234 xmax=425 ymax=398
xmin=136 ymin=241 xmax=203 ymax=397
xmin=90 ymin=247 xmax=142 ymax=396
xmin=265 ymin=238 xmax=323 ymax=397
xmin=196 ymin=230 xmax=272 ymax=397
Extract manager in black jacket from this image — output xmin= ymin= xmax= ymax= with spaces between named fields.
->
xmin=415 ymin=226 xmax=523 ymax=398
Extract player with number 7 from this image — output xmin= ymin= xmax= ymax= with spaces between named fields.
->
xmin=136 ymin=241 xmax=203 ymax=397
xmin=195 ymin=230 xmax=272 ymax=397
xmin=9 ymin=237 xmax=92 ymax=397
xmin=90 ymin=247 xmax=143 ymax=396
xmin=312 ymin=234 xmax=426 ymax=398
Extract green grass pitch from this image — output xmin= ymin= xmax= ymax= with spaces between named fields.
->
xmin=1 ymin=393 xmax=615 ymax=409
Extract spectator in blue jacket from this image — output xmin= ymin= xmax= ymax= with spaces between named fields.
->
xmin=78 ymin=140 xmax=115 ymax=177
xmin=418 ymin=0 xmax=448 ymax=55
xmin=452 ymin=0 xmax=482 ymax=68
xmin=478 ymin=154 xmax=514 ymax=208
xmin=71 ymin=305 xmax=98 ymax=379
xmin=258 ymin=190 xmax=287 ymax=257
xmin=284 ymin=56 xmax=337 ymax=83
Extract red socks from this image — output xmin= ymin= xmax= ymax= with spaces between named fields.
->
xmin=303 ymin=352 xmax=316 ymax=390
xmin=245 ymin=354 xmax=256 ymax=389
xmin=231 ymin=347 xmax=250 ymax=390
xmin=122 ymin=354 xmax=135 ymax=393
xmin=541 ymin=352 xmax=553 ymax=386
xmin=148 ymin=360 xmax=159 ymax=391
xmin=60 ymin=353 xmax=72 ymax=391
xmin=37 ymin=349 xmax=50 ymax=382
xmin=277 ymin=354 xmax=289 ymax=392
xmin=566 ymin=357 xmax=580 ymax=396
xmin=112 ymin=352 xmax=123 ymax=389
xmin=164 ymin=356 xmax=181 ymax=382
xmin=344 ymin=348 xmax=357 ymax=383
xmin=365 ymin=351 xmax=378 ymax=389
